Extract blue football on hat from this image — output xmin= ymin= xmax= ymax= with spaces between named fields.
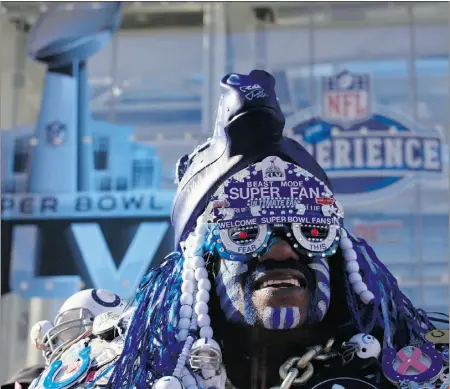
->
xmin=214 ymin=70 xmax=285 ymax=153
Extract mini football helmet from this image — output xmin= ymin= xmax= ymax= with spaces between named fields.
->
xmin=30 ymin=289 xmax=126 ymax=363
xmin=189 ymin=338 xmax=222 ymax=372
xmin=341 ymin=333 xmax=381 ymax=365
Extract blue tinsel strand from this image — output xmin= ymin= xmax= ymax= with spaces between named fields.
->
xmin=345 ymin=234 xmax=434 ymax=349
xmin=107 ymin=252 xmax=185 ymax=389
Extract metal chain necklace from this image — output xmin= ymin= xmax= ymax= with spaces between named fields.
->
xmin=224 ymin=338 xmax=338 ymax=389
xmin=273 ymin=338 xmax=337 ymax=389
xmin=270 ymin=338 xmax=338 ymax=389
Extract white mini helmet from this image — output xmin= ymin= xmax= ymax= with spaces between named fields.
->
xmin=38 ymin=289 xmax=126 ymax=363
xmin=189 ymin=338 xmax=222 ymax=371
xmin=341 ymin=333 xmax=381 ymax=365
xmin=30 ymin=320 xmax=54 ymax=350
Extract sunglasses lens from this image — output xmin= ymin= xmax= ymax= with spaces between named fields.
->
xmin=218 ymin=224 xmax=268 ymax=258
xmin=291 ymin=223 xmax=340 ymax=253
xmin=228 ymin=226 xmax=260 ymax=244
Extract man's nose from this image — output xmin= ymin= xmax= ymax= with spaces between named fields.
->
xmin=258 ymin=240 xmax=299 ymax=262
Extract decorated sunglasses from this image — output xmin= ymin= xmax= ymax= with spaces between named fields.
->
xmin=204 ymin=222 xmax=342 ymax=262
xmin=202 ymin=156 xmax=345 ymax=262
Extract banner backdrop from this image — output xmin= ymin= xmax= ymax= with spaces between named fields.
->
xmin=1 ymin=217 xmax=174 ymax=301
xmin=285 ymin=70 xmax=445 ymax=204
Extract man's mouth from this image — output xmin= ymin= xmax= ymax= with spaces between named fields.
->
xmin=254 ymin=270 xmax=308 ymax=291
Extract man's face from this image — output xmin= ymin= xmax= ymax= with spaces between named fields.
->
xmin=215 ymin=238 xmax=315 ymax=330
xmin=204 ymin=157 xmax=339 ymax=330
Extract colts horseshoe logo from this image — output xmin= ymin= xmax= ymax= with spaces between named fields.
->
xmin=43 ymin=346 xmax=91 ymax=389
xmin=382 ymin=342 xmax=443 ymax=385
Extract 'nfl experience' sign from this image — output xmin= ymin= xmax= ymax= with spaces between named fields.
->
xmin=286 ymin=70 xmax=444 ymax=203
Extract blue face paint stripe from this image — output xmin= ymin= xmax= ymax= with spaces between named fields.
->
xmin=285 ymin=307 xmax=294 ymax=328
xmin=219 ymin=294 xmax=230 ymax=309
xmin=217 ymin=287 xmax=242 ymax=322
xmin=272 ymin=308 xmax=281 ymax=329
xmin=215 ymin=276 xmax=225 ymax=291
xmin=230 ymin=310 xmax=243 ymax=322
xmin=220 ymin=295 xmax=235 ymax=311
xmin=319 ymin=281 xmax=331 ymax=300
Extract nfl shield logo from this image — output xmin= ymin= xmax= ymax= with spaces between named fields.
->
xmin=46 ymin=121 xmax=66 ymax=146
xmin=322 ymin=70 xmax=371 ymax=128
